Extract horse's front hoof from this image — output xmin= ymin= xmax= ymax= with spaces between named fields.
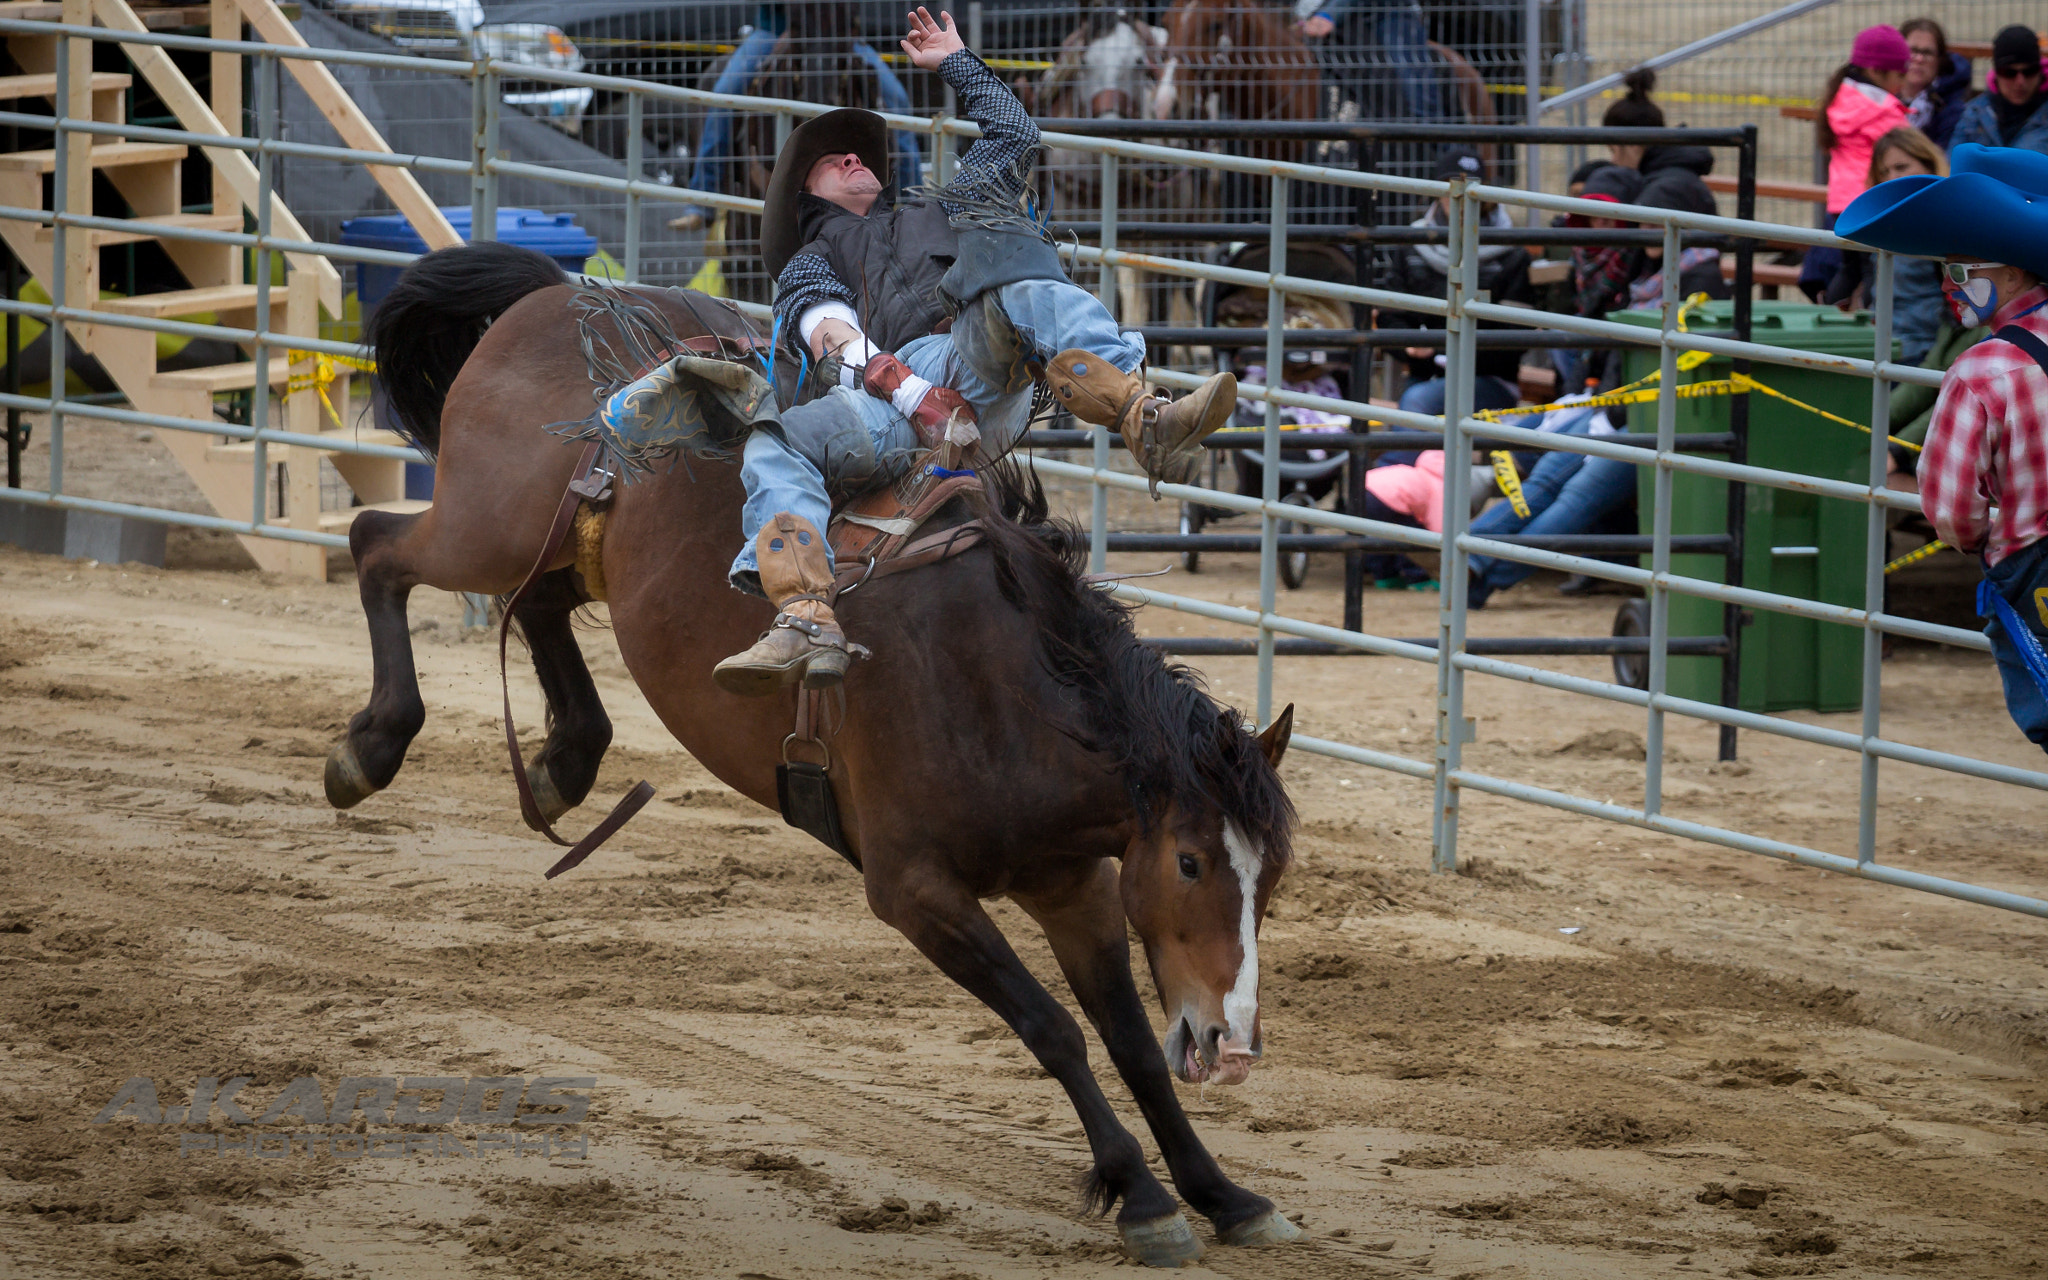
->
xmin=1219 ymin=1208 xmax=1301 ymax=1248
xmin=1118 ymin=1213 xmax=1203 ymax=1268
xmin=324 ymin=741 xmax=378 ymax=810
xmin=526 ymin=761 xmax=572 ymax=824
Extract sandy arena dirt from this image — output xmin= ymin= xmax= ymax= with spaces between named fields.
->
xmin=1 ymin=452 xmax=2046 ymax=1280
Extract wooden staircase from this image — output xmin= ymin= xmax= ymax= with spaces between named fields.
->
xmin=0 ymin=0 xmax=461 ymax=578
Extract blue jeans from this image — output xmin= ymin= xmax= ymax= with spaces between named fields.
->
xmin=1381 ymin=374 xmax=1517 ymax=467
xmin=685 ymin=31 xmax=923 ymax=218
xmin=1980 ymin=536 xmax=2048 ymax=753
xmin=1465 ymin=413 xmax=1639 ymax=606
xmin=1376 ymin=5 xmax=1444 ymax=122
xmin=730 ymin=277 xmax=1144 ymax=589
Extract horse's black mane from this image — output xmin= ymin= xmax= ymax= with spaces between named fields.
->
xmin=972 ymin=457 xmax=1295 ymax=865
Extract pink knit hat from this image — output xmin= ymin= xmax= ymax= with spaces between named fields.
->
xmin=1851 ymin=25 xmax=1910 ymax=72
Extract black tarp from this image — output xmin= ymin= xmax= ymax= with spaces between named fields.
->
xmin=279 ymin=6 xmax=703 ymax=282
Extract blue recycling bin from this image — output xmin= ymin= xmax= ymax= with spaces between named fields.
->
xmin=340 ymin=207 xmax=598 ymax=498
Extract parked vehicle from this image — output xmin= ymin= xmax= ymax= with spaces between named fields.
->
xmin=322 ymin=0 xmax=594 ymax=133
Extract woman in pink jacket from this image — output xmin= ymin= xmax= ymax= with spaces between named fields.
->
xmin=1822 ymin=26 xmax=1912 ymax=214
xmin=1802 ymin=26 xmax=1912 ymax=300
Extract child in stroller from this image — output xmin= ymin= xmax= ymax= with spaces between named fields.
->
xmin=1180 ymin=243 xmax=1361 ymax=589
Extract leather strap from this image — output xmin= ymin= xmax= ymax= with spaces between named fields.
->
xmin=497 ymin=439 xmax=655 ymax=879
xmin=1997 ymin=325 xmax=2048 ymax=380
xmin=831 ymin=518 xmax=989 ymax=596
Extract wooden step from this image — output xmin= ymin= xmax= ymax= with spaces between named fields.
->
xmin=320 ymin=499 xmax=430 ymax=533
xmin=152 ymin=360 xmax=294 ymax=393
xmin=207 ymin=427 xmax=410 ymax=464
xmin=100 ymin=283 xmax=275 ymax=318
xmin=0 ymin=141 xmax=185 ymax=173
xmin=0 ymin=72 xmax=133 ymax=101
xmin=35 ymin=212 xmax=241 ymax=247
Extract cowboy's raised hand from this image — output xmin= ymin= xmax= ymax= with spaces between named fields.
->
xmin=901 ymin=7 xmax=965 ymax=72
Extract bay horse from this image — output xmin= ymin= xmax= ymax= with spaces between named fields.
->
xmin=1150 ymin=0 xmax=1320 ymax=165
xmin=327 ymin=242 xmax=1302 ymax=1267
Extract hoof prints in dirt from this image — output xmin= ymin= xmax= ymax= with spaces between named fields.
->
xmin=837 ymin=1195 xmax=951 ymax=1232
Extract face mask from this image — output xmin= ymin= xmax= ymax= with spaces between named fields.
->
xmin=1950 ymin=274 xmax=2000 ymax=327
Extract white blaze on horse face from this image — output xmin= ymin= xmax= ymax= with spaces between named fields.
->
xmin=1152 ymin=58 xmax=1178 ymax=119
xmin=1221 ymin=820 xmax=1262 ymax=1045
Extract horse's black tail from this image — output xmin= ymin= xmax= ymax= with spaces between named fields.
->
xmin=367 ymin=241 xmax=567 ymax=457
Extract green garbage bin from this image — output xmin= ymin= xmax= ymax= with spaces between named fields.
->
xmin=1609 ymin=301 xmax=1896 ymax=714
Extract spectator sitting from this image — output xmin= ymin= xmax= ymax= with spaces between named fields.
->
xmin=1823 ymin=127 xmax=1948 ymax=365
xmin=1359 ymin=449 xmax=1450 ymax=590
xmin=1554 ymin=163 xmax=1646 ymax=394
xmin=1802 ymin=26 xmax=1911 ymax=301
xmin=1899 ymin=17 xmax=1974 ymax=149
xmin=1229 ymin=356 xmax=1349 ymax=462
xmin=1465 ymin=396 xmax=1637 ymax=609
xmin=1377 ymin=148 xmax=1536 ymax=459
xmin=674 ymin=4 xmax=923 ymax=231
xmin=1952 ymin=26 xmax=2048 ymax=155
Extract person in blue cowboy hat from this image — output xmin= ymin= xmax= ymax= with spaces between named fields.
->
xmin=1837 ymin=143 xmax=2048 ymax=752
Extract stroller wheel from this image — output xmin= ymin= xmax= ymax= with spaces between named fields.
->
xmin=1179 ymin=502 xmax=1204 ymax=574
xmin=1278 ymin=491 xmax=1315 ymax=590
xmin=1611 ymin=599 xmax=1651 ymax=691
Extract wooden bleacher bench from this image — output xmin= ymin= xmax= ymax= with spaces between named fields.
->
xmin=1704 ymin=174 xmax=1827 ymax=205
xmin=1721 ymin=255 xmax=1804 ymax=289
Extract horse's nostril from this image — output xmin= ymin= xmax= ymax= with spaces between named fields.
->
xmin=1201 ymin=1024 xmax=1226 ymax=1058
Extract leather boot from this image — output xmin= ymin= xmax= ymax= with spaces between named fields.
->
xmin=1047 ymin=349 xmax=1237 ymax=495
xmin=713 ymin=514 xmax=857 ymax=696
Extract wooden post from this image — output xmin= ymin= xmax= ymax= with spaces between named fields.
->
xmin=281 ymin=269 xmax=324 ymax=578
xmin=209 ymin=0 xmax=242 ymax=283
xmin=60 ymin=0 xmax=93 ymax=325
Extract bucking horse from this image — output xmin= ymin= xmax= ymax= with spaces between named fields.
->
xmin=324 ymin=239 xmax=1304 ymax=1267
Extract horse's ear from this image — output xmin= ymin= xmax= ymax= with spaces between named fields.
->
xmin=1255 ymin=704 xmax=1293 ymax=770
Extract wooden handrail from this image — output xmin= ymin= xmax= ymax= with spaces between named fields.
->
xmin=234 ymin=0 xmax=462 ymax=254
xmin=91 ymin=0 xmax=344 ymax=316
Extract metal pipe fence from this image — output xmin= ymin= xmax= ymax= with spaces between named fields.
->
xmin=0 ymin=19 xmax=2041 ymax=921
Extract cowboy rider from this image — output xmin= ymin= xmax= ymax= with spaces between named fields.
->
xmin=712 ymin=6 xmax=1237 ymax=697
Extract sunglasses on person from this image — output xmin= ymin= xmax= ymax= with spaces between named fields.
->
xmin=1996 ymin=62 xmax=2043 ymax=80
xmin=1943 ymin=262 xmax=2003 ymax=285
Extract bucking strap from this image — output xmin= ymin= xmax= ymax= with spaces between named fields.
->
xmin=498 ymin=439 xmax=655 ymax=878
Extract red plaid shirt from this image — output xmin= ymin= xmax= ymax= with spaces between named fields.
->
xmin=1922 ymin=285 xmax=2048 ymax=565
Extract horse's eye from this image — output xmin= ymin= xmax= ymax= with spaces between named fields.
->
xmin=1177 ymin=854 xmax=1200 ymax=881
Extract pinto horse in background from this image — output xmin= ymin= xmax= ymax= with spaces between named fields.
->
xmin=1023 ymin=6 xmax=1200 ymax=329
xmin=327 ymin=241 xmax=1305 ymax=1267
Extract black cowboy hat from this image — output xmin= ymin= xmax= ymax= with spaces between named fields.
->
xmin=760 ymin=108 xmax=891 ymax=278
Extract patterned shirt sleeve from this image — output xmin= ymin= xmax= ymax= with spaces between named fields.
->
xmin=937 ymin=48 xmax=1040 ymax=213
xmin=771 ymin=249 xmax=856 ymax=346
xmin=1921 ymin=373 xmax=1996 ymax=554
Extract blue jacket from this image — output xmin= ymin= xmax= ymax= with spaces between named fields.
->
xmin=1953 ymin=91 xmax=2048 ymax=156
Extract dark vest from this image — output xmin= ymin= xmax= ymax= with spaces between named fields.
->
xmin=794 ymin=196 xmax=958 ymax=356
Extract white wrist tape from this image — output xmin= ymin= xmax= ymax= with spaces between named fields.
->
xmin=797 ymin=301 xmax=859 ymax=349
xmin=889 ymin=374 xmax=935 ymax=417
xmin=835 ymin=337 xmax=882 ymax=387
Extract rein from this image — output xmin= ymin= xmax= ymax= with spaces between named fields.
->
xmin=498 ymin=439 xmax=654 ymax=879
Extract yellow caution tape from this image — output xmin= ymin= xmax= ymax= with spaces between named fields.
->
xmin=1884 ymin=539 xmax=1949 ymax=574
xmin=1471 ymin=371 xmax=1922 ymax=454
xmin=1484 ymin=82 xmax=1816 ymax=110
xmin=285 ymin=350 xmax=377 ymax=434
xmin=1491 ymin=450 xmax=1530 ymax=517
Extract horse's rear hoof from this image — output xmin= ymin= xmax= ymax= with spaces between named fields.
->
xmin=1118 ymin=1213 xmax=1203 ymax=1268
xmin=1219 ymin=1209 xmax=1301 ymax=1248
xmin=324 ymin=742 xmax=378 ymax=810
xmin=527 ymin=761 xmax=572 ymax=824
